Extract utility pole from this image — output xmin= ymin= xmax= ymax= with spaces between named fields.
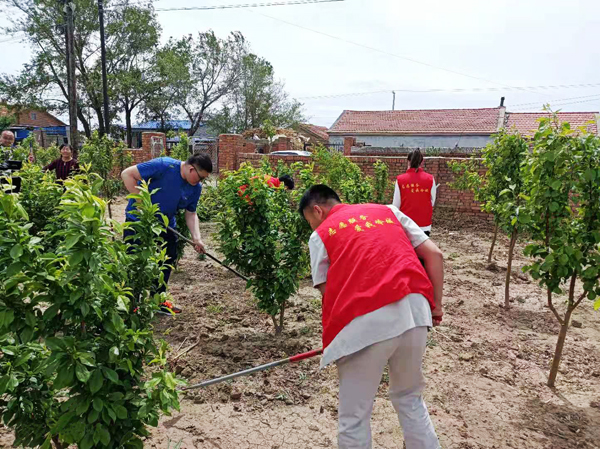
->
xmin=64 ymin=0 xmax=78 ymax=150
xmin=392 ymin=91 xmax=396 ymax=111
xmin=98 ymin=0 xmax=110 ymax=136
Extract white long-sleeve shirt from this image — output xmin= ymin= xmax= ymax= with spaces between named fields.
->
xmin=309 ymin=206 xmax=432 ymax=367
xmin=392 ymin=179 xmax=437 ymax=232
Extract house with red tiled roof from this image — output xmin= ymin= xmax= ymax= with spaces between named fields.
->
xmin=506 ymin=112 xmax=598 ymax=137
xmin=328 ymin=100 xmax=599 ymax=149
xmin=297 ymin=123 xmax=329 ymax=145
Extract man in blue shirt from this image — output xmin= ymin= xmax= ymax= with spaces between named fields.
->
xmin=121 ymin=153 xmax=212 ymax=313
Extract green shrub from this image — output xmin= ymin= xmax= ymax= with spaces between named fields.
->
xmin=0 ymin=173 xmax=182 ymax=448
xmin=217 ymin=163 xmax=312 ymax=333
xmin=78 ymin=132 xmax=133 ymax=219
xmin=170 ymin=134 xmax=190 ymax=162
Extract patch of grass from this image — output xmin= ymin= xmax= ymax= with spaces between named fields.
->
xmin=381 ymin=368 xmax=389 ymax=384
xmin=163 ymin=327 xmax=173 ymax=336
xmin=447 ymin=252 xmax=460 ymax=261
xmin=166 ymin=438 xmax=183 ymax=449
xmin=300 ymin=326 xmax=313 ymax=336
xmin=426 ymin=336 xmax=438 ymax=348
xmin=310 ymin=298 xmax=322 ymax=310
xmin=206 ymin=304 xmax=223 ymax=314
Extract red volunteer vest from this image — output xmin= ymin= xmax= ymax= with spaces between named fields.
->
xmin=396 ymin=168 xmax=434 ymax=227
xmin=316 ymin=203 xmax=434 ymax=348
xmin=238 ymin=176 xmax=281 ymax=202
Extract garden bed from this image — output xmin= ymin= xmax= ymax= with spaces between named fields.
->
xmin=3 ymin=198 xmax=599 ymax=449
xmin=132 ymin=198 xmax=600 ymax=448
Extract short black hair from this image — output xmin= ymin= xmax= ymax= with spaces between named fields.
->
xmin=187 ymin=153 xmax=213 ymax=173
xmin=278 ymin=174 xmax=295 ymax=190
xmin=298 ymin=184 xmax=341 ymax=217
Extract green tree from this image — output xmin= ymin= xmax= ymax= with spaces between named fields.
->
xmin=170 ymin=31 xmax=246 ymax=137
xmin=208 ymin=53 xmax=304 ymax=134
xmin=522 ymin=114 xmax=600 ymax=386
xmin=217 ymin=163 xmax=312 ymax=334
xmin=312 ymin=146 xmax=374 ymax=204
xmin=1 ymin=0 xmax=160 ymax=137
xmin=372 ymin=160 xmax=391 ymax=204
xmin=0 ymin=106 xmax=15 ymax=131
xmin=170 ymin=133 xmax=190 ymax=161
xmin=0 ymin=173 xmax=183 ymax=448
xmin=139 ymin=44 xmax=188 ymax=133
xmin=78 ymin=132 xmax=132 ymax=218
xmin=449 ymin=130 xmax=530 ymax=307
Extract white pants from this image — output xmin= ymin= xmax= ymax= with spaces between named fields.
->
xmin=336 ymin=326 xmax=440 ymax=449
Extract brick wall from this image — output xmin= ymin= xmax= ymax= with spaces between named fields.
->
xmin=344 ymin=137 xmax=356 ymax=156
xmin=218 ymin=134 xmax=246 ymax=173
xmin=123 ymin=132 xmax=167 ymax=166
xmin=271 ymin=137 xmax=292 ymax=153
xmin=236 ymin=153 xmax=490 ymax=219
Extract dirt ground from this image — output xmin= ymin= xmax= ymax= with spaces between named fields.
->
xmin=5 ymin=196 xmax=600 ymax=449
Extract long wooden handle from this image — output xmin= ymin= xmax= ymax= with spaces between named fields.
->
xmin=166 ymin=226 xmax=249 ymax=282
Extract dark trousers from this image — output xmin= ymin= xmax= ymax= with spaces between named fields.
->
xmin=124 ymin=225 xmax=178 ymax=294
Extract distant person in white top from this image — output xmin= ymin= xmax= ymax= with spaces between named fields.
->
xmin=392 ymin=149 xmax=437 ymax=235
xmin=299 ymin=184 xmax=444 ymax=449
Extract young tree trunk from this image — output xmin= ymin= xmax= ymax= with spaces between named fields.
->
xmin=488 ymin=223 xmax=499 ymax=264
xmin=107 ymin=201 xmax=113 ymax=220
xmin=271 ymin=302 xmax=286 ymax=335
xmin=548 ymin=274 xmax=577 ymax=387
xmin=548 ymin=317 xmax=572 ymax=387
xmin=271 ymin=315 xmax=281 ymax=335
xmin=95 ymin=106 xmax=105 ymax=136
xmin=279 ymin=301 xmax=286 ymax=333
xmin=504 ymin=226 xmax=518 ymax=308
xmin=125 ymin=108 xmax=133 ymax=148
xmin=77 ymin=107 xmax=92 ymax=139
xmin=52 ymin=435 xmax=65 ymax=449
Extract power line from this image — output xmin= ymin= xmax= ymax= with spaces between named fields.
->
xmin=0 ymin=34 xmax=27 ymax=44
xmin=248 ymin=9 xmax=542 ymax=96
xmin=152 ymin=0 xmax=344 ymax=12
xmin=511 ymin=97 xmax=600 ymax=111
xmin=298 ymin=83 xmax=600 ymax=100
xmin=511 ymin=93 xmax=600 ymax=108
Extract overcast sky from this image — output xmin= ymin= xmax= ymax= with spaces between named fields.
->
xmin=1 ymin=0 xmax=599 ymax=127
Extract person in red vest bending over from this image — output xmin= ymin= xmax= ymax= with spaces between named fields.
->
xmin=238 ymin=174 xmax=294 ymax=202
xmin=393 ymin=149 xmax=437 ymax=236
xmin=299 ymin=185 xmax=444 ymax=449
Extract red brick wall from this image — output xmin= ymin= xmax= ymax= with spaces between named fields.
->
xmin=218 ymin=134 xmax=245 ymax=173
xmin=344 ymin=137 xmax=356 ymax=156
xmin=271 ymin=137 xmax=292 ymax=153
xmin=236 ymin=153 xmax=490 ymax=219
xmin=122 ymin=132 xmax=167 ymax=166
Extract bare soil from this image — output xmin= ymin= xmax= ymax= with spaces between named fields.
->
xmin=5 ymin=198 xmax=600 ymax=449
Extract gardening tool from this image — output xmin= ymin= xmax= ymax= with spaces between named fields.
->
xmin=166 ymin=226 xmax=249 ymax=282
xmin=182 ymin=348 xmax=323 ymax=390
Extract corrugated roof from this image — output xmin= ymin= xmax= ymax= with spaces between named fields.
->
xmin=328 ymin=108 xmax=503 ymax=135
xmin=134 ymin=120 xmax=192 ymax=130
xmin=505 ymin=112 xmax=598 ymax=136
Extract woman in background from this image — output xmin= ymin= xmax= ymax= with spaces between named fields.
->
xmin=392 ymin=149 xmax=437 ymax=236
xmin=43 ymin=144 xmax=79 ymax=181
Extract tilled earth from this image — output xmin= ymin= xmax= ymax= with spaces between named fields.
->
xmin=144 ymin=208 xmax=600 ymax=449
xmin=3 ymin=198 xmax=600 ymax=448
